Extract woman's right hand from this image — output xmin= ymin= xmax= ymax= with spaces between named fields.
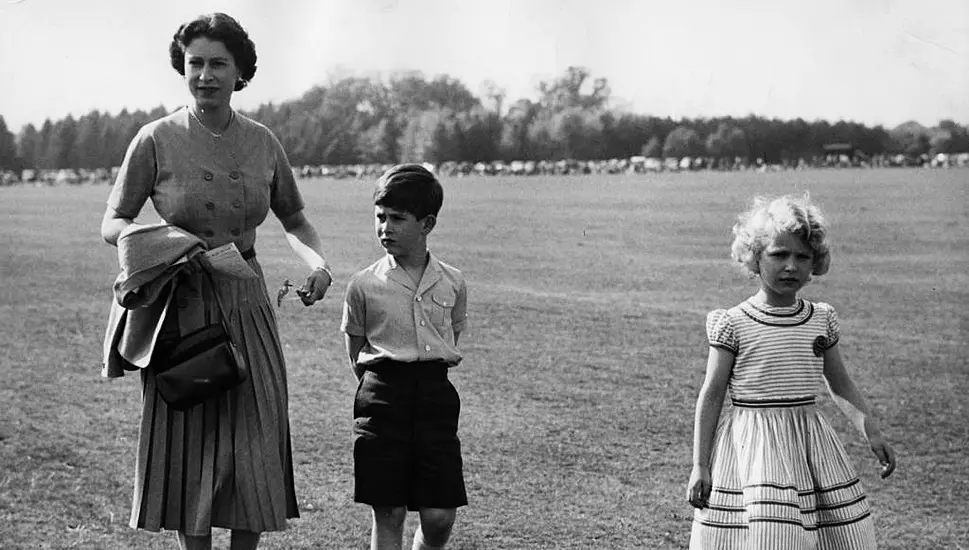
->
xmin=687 ymin=465 xmax=712 ymax=509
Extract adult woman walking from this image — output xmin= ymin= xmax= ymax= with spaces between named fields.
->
xmin=100 ymin=13 xmax=330 ymax=550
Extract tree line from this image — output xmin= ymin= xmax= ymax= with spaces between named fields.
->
xmin=1 ymin=66 xmax=967 ymax=173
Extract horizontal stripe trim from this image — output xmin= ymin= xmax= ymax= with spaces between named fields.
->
xmin=818 ymin=495 xmax=867 ymax=511
xmin=713 ymin=478 xmax=861 ymax=497
xmin=732 ymin=396 xmax=816 ymax=408
xmin=696 ymin=510 xmax=871 ymax=531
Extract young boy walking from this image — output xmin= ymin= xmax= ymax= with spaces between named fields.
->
xmin=341 ymin=164 xmax=468 ymax=550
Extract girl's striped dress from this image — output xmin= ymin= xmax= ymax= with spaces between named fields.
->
xmin=690 ymin=297 xmax=877 ymax=549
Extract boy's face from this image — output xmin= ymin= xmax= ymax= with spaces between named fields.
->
xmin=374 ymin=205 xmax=435 ymax=261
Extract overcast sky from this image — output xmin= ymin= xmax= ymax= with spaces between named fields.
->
xmin=1 ymin=0 xmax=966 ymax=133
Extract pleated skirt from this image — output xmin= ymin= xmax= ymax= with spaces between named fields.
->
xmin=690 ymin=397 xmax=876 ymax=550
xmin=129 ymin=259 xmax=299 ymax=536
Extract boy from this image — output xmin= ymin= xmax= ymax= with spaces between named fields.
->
xmin=341 ymin=164 xmax=468 ymax=550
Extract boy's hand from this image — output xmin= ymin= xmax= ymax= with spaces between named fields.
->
xmin=686 ymin=465 xmax=712 ymax=508
xmin=297 ymin=267 xmax=333 ymax=306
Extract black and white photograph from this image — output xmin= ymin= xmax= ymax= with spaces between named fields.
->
xmin=0 ymin=0 xmax=966 ymax=548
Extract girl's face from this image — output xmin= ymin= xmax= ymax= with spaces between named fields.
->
xmin=184 ymin=37 xmax=239 ymax=111
xmin=756 ymin=231 xmax=814 ymax=306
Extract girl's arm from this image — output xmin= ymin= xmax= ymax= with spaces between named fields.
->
xmin=687 ymin=347 xmax=734 ymax=508
xmin=345 ymin=334 xmax=368 ymax=381
xmin=822 ymin=343 xmax=896 ymax=478
xmin=278 ymin=210 xmax=332 ymax=305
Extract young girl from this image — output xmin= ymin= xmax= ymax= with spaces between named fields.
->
xmin=687 ymin=195 xmax=896 ymax=549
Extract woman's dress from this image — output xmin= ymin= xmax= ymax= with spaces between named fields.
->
xmin=108 ymin=107 xmax=302 ymax=535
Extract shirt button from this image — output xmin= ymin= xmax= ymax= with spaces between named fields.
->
xmin=232 ymin=200 xmax=242 ymax=208
xmin=229 ymin=171 xmax=240 ymax=180
xmin=424 ymin=345 xmax=431 ymax=351
xmin=231 ymin=228 xmax=240 ymax=236
xmin=203 ymin=230 xmax=214 ymax=237
xmin=416 ymin=296 xmax=422 ymax=302
xmin=203 ymin=172 xmax=213 ymax=181
xmin=205 ymin=201 xmax=215 ymax=210
xmin=420 ymin=320 xmax=426 ymax=327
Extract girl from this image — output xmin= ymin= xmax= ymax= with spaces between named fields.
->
xmin=687 ymin=194 xmax=896 ymax=549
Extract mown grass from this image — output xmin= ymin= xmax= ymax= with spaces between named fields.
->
xmin=1 ymin=169 xmax=967 ymax=549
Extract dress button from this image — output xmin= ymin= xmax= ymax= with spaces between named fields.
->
xmin=424 ymin=345 xmax=431 ymax=352
xmin=203 ymin=172 xmax=213 ymax=181
xmin=231 ymin=228 xmax=240 ymax=236
xmin=205 ymin=201 xmax=215 ymax=210
xmin=203 ymin=230 xmax=214 ymax=237
xmin=229 ymin=171 xmax=240 ymax=180
xmin=232 ymin=200 xmax=242 ymax=208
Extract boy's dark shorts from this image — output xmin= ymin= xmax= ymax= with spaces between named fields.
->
xmin=353 ymin=359 xmax=468 ymax=510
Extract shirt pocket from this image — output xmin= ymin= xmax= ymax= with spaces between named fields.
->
xmin=429 ymin=292 xmax=456 ymax=330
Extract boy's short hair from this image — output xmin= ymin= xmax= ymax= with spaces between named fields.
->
xmin=373 ymin=164 xmax=444 ymax=219
xmin=730 ymin=194 xmax=831 ymax=277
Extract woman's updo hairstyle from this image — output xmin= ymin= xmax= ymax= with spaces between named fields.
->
xmin=169 ymin=12 xmax=257 ymax=91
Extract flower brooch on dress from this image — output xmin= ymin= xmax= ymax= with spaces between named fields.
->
xmin=813 ymin=335 xmax=829 ymax=357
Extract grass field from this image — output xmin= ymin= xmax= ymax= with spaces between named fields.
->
xmin=1 ymin=169 xmax=967 ymax=549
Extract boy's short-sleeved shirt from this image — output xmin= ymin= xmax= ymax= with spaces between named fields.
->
xmin=342 ymin=252 xmax=468 ymax=367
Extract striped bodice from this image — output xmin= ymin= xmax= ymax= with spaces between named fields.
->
xmin=706 ymin=298 xmax=840 ymax=402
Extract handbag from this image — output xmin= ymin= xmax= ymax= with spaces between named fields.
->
xmin=152 ymin=266 xmax=248 ymax=410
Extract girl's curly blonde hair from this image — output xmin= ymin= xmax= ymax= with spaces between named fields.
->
xmin=730 ymin=194 xmax=831 ymax=278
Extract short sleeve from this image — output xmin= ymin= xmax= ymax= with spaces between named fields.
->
xmin=268 ymin=131 xmax=305 ymax=219
xmin=821 ymin=302 xmax=841 ymax=348
xmin=706 ymin=309 xmax=738 ymax=354
xmin=341 ymin=276 xmax=366 ymax=336
xmin=451 ymin=278 xmax=468 ymax=333
xmin=107 ymin=127 xmax=157 ymax=218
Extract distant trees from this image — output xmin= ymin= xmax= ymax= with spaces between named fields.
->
xmin=2 ymin=66 xmax=968 ymax=172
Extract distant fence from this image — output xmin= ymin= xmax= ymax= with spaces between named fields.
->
xmin=3 ymin=152 xmax=967 ymax=187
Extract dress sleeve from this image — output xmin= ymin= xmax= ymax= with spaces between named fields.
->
xmin=107 ymin=127 xmax=157 ymax=218
xmin=706 ymin=309 xmax=738 ymax=354
xmin=268 ymin=131 xmax=305 ymax=219
xmin=341 ymin=275 xmax=366 ymax=336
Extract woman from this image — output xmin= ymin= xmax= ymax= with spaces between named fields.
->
xmin=100 ymin=13 xmax=329 ymax=550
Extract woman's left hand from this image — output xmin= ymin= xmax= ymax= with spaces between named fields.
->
xmin=296 ymin=267 xmax=332 ymax=306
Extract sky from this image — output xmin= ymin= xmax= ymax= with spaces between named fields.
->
xmin=0 ymin=0 xmax=967 ymax=133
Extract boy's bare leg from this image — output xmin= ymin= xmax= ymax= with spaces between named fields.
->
xmin=412 ymin=508 xmax=456 ymax=550
xmin=372 ymin=506 xmax=408 ymax=550
xmin=230 ymin=530 xmax=261 ymax=550
xmin=176 ymin=532 xmax=212 ymax=550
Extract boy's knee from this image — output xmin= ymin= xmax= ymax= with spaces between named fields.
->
xmin=373 ymin=506 xmax=408 ymax=528
xmin=419 ymin=508 xmax=456 ymax=541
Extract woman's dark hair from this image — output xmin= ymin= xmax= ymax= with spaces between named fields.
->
xmin=169 ymin=13 xmax=257 ymax=91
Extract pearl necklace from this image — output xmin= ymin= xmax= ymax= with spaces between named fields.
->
xmin=191 ymin=108 xmax=234 ymax=139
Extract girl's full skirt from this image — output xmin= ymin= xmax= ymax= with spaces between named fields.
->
xmin=690 ymin=398 xmax=877 ymax=550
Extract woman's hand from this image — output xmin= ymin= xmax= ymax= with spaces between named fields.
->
xmin=686 ymin=465 xmax=712 ymax=509
xmin=296 ymin=267 xmax=332 ymax=306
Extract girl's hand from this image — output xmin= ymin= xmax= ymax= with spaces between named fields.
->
xmin=869 ymin=435 xmax=896 ymax=479
xmin=687 ymin=465 xmax=712 ymax=509
xmin=296 ymin=267 xmax=333 ymax=306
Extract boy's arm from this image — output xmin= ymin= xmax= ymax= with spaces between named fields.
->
xmin=345 ymin=333 xmax=368 ymax=381
xmin=822 ymin=343 xmax=896 ymax=478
